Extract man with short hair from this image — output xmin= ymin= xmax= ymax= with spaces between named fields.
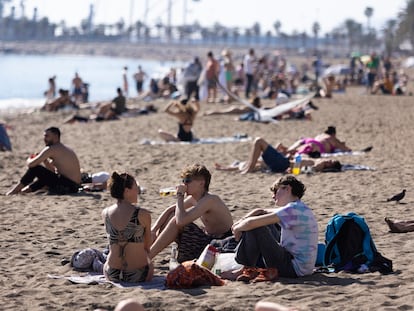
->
xmin=6 ymin=127 xmax=81 ymax=195
xmin=150 ymin=164 xmax=233 ymax=263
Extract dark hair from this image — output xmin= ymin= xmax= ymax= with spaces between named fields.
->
xmin=108 ymin=172 xmax=135 ymax=200
xmin=45 ymin=127 xmax=61 ymax=139
xmin=322 ymin=160 xmax=342 ymax=172
xmin=180 ymin=164 xmax=211 ymax=191
xmin=251 ymin=96 xmax=261 ymax=108
xmin=207 ymin=51 xmax=213 ymax=58
xmin=270 ymin=175 xmax=306 ymax=199
xmin=325 ymin=126 xmax=336 ymax=135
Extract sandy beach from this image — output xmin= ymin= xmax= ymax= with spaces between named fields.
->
xmin=1 ymin=44 xmax=414 ymax=310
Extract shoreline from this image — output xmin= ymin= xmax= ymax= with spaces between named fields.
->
xmin=0 ymin=40 xmax=254 ymax=62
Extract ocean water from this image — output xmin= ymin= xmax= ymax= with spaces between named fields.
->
xmin=0 ymin=54 xmax=185 ymax=111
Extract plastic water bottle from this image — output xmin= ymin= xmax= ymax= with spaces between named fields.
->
xmin=169 ymin=242 xmax=179 ymax=271
xmin=292 ymin=154 xmax=302 ymax=175
xmin=159 ymin=187 xmax=177 ymax=197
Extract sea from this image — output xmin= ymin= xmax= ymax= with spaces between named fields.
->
xmin=0 ymin=53 xmax=186 ymax=112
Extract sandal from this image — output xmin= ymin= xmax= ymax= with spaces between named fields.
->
xmin=236 ymin=267 xmax=259 ymax=283
xmin=251 ymin=268 xmax=279 ymax=283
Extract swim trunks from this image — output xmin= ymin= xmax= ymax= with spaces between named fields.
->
xmin=261 ymin=145 xmax=290 ymax=173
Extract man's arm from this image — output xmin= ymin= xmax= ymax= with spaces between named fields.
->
xmin=174 ymin=194 xmax=210 ymax=227
xmin=27 ymin=146 xmax=54 ymax=169
xmin=232 ymin=212 xmax=279 ymax=241
xmin=151 ymin=197 xmax=195 ymax=239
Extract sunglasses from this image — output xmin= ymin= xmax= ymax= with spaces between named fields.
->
xmin=182 ymin=177 xmax=193 ymax=184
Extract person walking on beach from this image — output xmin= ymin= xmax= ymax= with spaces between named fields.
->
xmin=205 ymin=51 xmax=220 ymax=103
xmin=133 ymin=65 xmax=147 ymax=96
xmin=6 ymin=127 xmax=81 ymax=195
xmin=71 ymin=72 xmax=84 ymax=103
xmin=122 ymin=66 xmax=129 ymax=97
xmin=183 ymin=56 xmax=203 ymax=101
xmin=150 ymin=164 xmax=233 ymax=263
xmin=243 ymin=48 xmax=256 ymax=98
xmin=102 ymin=172 xmax=154 ymax=283
xmin=224 ymin=175 xmax=318 ymax=282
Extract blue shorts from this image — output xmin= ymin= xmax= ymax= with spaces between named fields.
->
xmin=262 ymin=145 xmax=290 ymax=173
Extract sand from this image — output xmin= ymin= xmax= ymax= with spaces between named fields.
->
xmin=1 ymin=46 xmax=414 ymax=310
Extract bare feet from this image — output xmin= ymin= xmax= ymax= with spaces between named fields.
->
xmin=6 ymin=183 xmax=24 ymax=195
xmin=219 ymin=266 xmax=244 ymax=281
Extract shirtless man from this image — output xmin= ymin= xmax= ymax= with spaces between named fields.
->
xmin=71 ymin=72 xmax=84 ymax=103
xmin=287 ymin=126 xmax=351 ymax=157
xmin=150 ymin=164 xmax=233 ymax=263
xmin=133 ymin=65 xmax=147 ymax=95
xmin=6 ymin=127 xmax=81 ymax=195
xmin=214 ymin=137 xmax=342 ymax=174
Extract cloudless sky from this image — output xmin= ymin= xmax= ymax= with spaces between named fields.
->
xmin=4 ymin=0 xmax=408 ymax=35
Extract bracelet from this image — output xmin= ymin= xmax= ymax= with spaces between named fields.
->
xmin=176 ymin=192 xmax=185 ymax=197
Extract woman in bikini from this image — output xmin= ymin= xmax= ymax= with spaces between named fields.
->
xmin=286 ymin=126 xmax=351 ymax=157
xmin=102 ymin=172 xmax=153 ymax=283
xmin=158 ymin=99 xmax=200 ymax=142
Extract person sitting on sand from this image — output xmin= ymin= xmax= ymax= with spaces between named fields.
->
xmin=41 ymin=88 xmax=77 ymax=112
xmin=222 ymin=175 xmax=317 ymax=282
xmin=286 ymin=126 xmax=351 ymax=157
xmin=214 ymin=137 xmax=343 ymax=174
xmin=6 ymin=127 xmax=81 ymax=195
xmin=102 ymin=172 xmax=154 ymax=283
xmin=158 ymin=98 xmax=200 ymax=142
xmin=150 ymin=164 xmax=233 ymax=263
xmin=384 ymin=218 xmax=414 ymax=233
xmin=371 ymin=73 xmax=394 ymax=95
xmin=65 ymin=88 xmax=129 ymax=123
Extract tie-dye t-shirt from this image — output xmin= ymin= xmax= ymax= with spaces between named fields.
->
xmin=274 ymin=200 xmax=318 ymax=276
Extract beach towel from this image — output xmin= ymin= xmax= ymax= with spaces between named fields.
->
xmin=165 ymin=260 xmax=225 ymax=289
xmin=48 ymin=273 xmax=166 ymax=289
xmin=139 ymin=135 xmax=252 ymax=145
xmin=215 ymin=78 xmax=314 ymax=123
xmin=321 ymin=146 xmax=373 ymax=158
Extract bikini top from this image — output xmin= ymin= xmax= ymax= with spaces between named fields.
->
xmin=105 ymin=207 xmax=145 ymax=245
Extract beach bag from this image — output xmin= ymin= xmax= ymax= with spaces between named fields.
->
xmin=324 ymin=212 xmax=392 ymax=274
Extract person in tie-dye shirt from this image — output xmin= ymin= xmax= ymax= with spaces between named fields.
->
xmin=230 ymin=175 xmax=318 ymax=280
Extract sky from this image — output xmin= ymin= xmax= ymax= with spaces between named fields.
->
xmin=4 ymin=0 xmax=408 ymax=35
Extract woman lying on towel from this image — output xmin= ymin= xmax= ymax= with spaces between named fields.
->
xmin=102 ymin=172 xmax=154 ymax=283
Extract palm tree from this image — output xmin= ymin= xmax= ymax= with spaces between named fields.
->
xmin=396 ymin=0 xmax=414 ymax=49
xmin=273 ymin=20 xmax=281 ymax=37
xmin=344 ymin=19 xmax=363 ymax=51
xmin=252 ymin=22 xmax=261 ymax=44
xmin=312 ymin=21 xmax=320 ymax=49
xmin=364 ymin=7 xmax=373 ymax=32
xmin=382 ymin=19 xmax=397 ymax=57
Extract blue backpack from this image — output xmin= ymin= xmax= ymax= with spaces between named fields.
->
xmin=324 ymin=212 xmax=392 ymax=273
